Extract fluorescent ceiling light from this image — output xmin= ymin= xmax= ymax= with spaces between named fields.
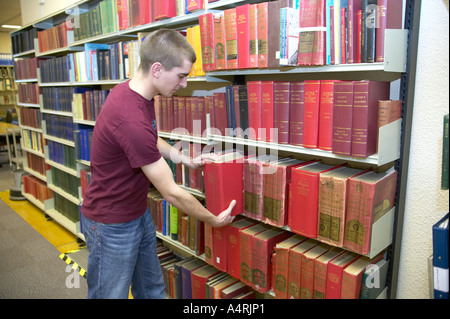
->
xmin=2 ymin=25 xmax=21 ymax=29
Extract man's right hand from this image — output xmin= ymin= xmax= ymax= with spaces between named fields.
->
xmin=212 ymin=200 xmax=237 ymax=228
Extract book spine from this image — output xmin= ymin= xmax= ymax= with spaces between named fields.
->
xmin=224 ymin=8 xmax=238 ymax=69
xmin=274 ymin=247 xmax=290 ymax=298
xmin=303 ymin=80 xmax=321 ymax=148
xmin=248 ymin=4 xmax=259 ymax=68
xmin=247 ymin=81 xmax=262 ymax=141
xmin=236 ymin=4 xmax=250 ymax=69
xmin=442 ymin=114 xmax=449 ymax=190
xmin=213 ymin=13 xmax=227 ymax=70
xmin=273 ymin=81 xmax=290 ymax=144
xmin=318 ymin=80 xmax=337 ymax=150
xmin=332 ymin=81 xmax=354 ymax=156
xmin=256 ymin=2 xmax=269 ymax=68
xmin=199 ymin=13 xmax=215 ymax=72
xmin=288 ymin=81 xmax=304 ymax=146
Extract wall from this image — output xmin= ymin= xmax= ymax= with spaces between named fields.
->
xmin=0 ymin=32 xmax=12 ymax=53
xmin=396 ymin=0 xmax=449 ymax=299
xmin=20 ymin=0 xmax=80 ymax=26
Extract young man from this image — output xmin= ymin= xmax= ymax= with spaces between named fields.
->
xmin=80 ymin=29 xmax=236 ymax=299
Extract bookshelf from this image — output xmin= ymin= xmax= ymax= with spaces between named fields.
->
xmin=0 ymin=61 xmax=17 ymax=122
xmin=10 ymin=0 xmax=420 ymax=300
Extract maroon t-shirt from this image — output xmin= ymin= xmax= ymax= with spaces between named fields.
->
xmin=81 ymin=81 xmax=161 ymax=223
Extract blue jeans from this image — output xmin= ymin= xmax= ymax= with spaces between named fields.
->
xmin=80 ymin=208 xmax=166 ymax=299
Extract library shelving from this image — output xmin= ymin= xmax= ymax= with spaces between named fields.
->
xmin=10 ymin=0 xmax=421 ymax=300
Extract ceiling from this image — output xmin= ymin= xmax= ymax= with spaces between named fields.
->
xmin=0 ymin=0 xmax=22 ymax=33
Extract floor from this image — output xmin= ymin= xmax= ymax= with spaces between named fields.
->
xmin=0 ymin=151 xmax=88 ymax=299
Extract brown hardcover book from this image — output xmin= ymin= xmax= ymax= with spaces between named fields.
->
xmin=378 ymin=99 xmax=402 ymax=126
xmin=268 ymin=0 xmax=290 ymax=67
xmin=251 ymin=228 xmax=291 ymax=293
xmin=274 ymin=234 xmax=307 ymax=299
xmin=332 ymin=81 xmax=355 ymax=156
xmin=318 ymin=166 xmax=366 ymax=247
xmin=351 ymin=81 xmax=390 ymax=158
xmin=273 ymin=81 xmax=291 ymax=144
xmin=289 ymin=81 xmax=304 ymax=146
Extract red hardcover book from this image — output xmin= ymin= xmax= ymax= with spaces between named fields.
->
xmin=302 ymin=80 xmax=321 ymax=148
xmin=117 ymin=0 xmax=130 ymax=30
xmin=256 ymin=2 xmax=269 ymax=68
xmin=300 ymin=244 xmax=330 ymax=299
xmin=251 ymin=228 xmax=291 ymax=293
xmin=224 ymin=8 xmax=238 ymax=69
xmin=243 ymin=156 xmax=267 ymax=220
xmin=152 ymin=0 xmax=175 ymax=21
xmin=351 ymin=81 xmax=390 ymax=158
xmin=139 ymin=0 xmax=152 ymax=25
xmin=287 ymin=239 xmax=319 ymax=299
xmin=289 ymin=162 xmax=341 ymax=238
xmin=344 ymin=169 xmax=398 ymax=254
xmin=318 ymin=166 xmax=366 ymax=247
xmin=239 ymin=223 xmax=271 ymax=287
xmin=213 ymin=13 xmax=227 ymax=70
xmin=273 ymin=81 xmax=291 ymax=144
xmin=325 ymin=251 xmax=360 ymax=299
xmin=185 ymin=97 xmax=192 ymax=135
xmin=248 ymin=4 xmax=258 ymax=68
xmin=212 ymin=225 xmax=229 ymax=272
xmin=191 ymin=265 xmax=221 ymax=299
xmin=348 ymin=0 xmax=362 ymax=63
xmin=313 ymin=248 xmax=344 ymax=299
xmin=340 ymin=253 xmax=384 ymax=299
xmin=227 ymin=219 xmax=258 ymax=279
xmin=273 ymin=235 xmax=307 ymax=299
xmin=261 ymin=81 xmax=275 ymax=142
xmin=318 ymin=80 xmax=339 ymax=151
xmin=199 ymin=13 xmax=215 ymax=72
xmin=186 ymin=0 xmax=205 ymax=12
xmin=204 ymin=223 xmax=213 ymax=265
xmin=376 ymin=0 xmax=403 ymax=62
xmin=289 ymin=81 xmax=304 ymax=146
xmin=181 ymin=258 xmax=206 ymax=299
xmin=262 ymin=158 xmax=307 ymax=227
xmin=212 ymin=92 xmax=227 ymax=136
xmin=203 ymin=151 xmax=246 ymax=217
xmin=247 ymin=81 xmax=262 ymax=141
xmin=236 ymin=4 xmax=250 ymax=69
xmin=332 ymin=81 xmax=355 ymax=156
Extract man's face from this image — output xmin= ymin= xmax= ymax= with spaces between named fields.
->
xmin=157 ymin=58 xmax=193 ymax=97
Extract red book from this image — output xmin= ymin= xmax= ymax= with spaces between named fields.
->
xmin=357 ymin=10 xmax=362 ymax=63
xmin=185 ymin=97 xmax=192 ymax=135
xmin=139 ymin=0 xmax=152 ymax=25
xmin=186 ymin=0 xmax=205 ymax=12
xmin=256 ymin=2 xmax=269 ymax=68
xmin=273 ymin=81 xmax=291 ymax=144
xmin=239 ymin=223 xmax=271 ymax=287
xmin=224 ymin=8 xmax=238 ymax=69
xmin=313 ymin=248 xmax=344 ymax=299
xmin=289 ymin=162 xmax=341 ymax=238
xmin=261 ymin=81 xmax=275 ymax=142
xmin=289 ymin=81 xmax=304 ymax=146
xmin=152 ymin=0 xmax=175 ymax=21
xmin=340 ymin=254 xmax=384 ymax=299
xmin=348 ymin=0 xmax=362 ymax=63
xmin=274 ymin=235 xmax=307 ymax=299
xmin=318 ymin=80 xmax=339 ymax=151
xmin=344 ymin=169 xmax=398 ymax=254
xmin=325 ymin=251 xmax=360 ymax=299
xmin=227 ymin=219 xmax=258 ymax=279
xmin=302 ymin=80 xmax=321 ymax=148
xmin=236 ymin=4 xmax=250 ymax=69
xmin=287 ymin=239 xmax=319 ymax=299
xmin=376 ymin=0 xmax=403 ymax=62
xmin=318 ymin=166 xmax=366 ymax=247
xmin=191 ymin=265 xmax=221 ymax=299
xmin=332 ymin=81 xmax=355 ymax=156
xmin=117 ymin=0 xmax=130 ymax=30
xmin=248 ymin=4 xmax=258 ymax=68
xmin=220 ymin=281 xmax=251 ymax=299
xmin=247 ymin=81 xmax=262 ymax=141
xmin=212 ymin=225 xmax=229 ymax=272
xmin=203 ymin=151 xmax=246 ymax=217
xmin=251 ymin=228 xmax=291 ymax=293
xmin=212 ymin=92 xmax=227 ymax=136
xmin=351 ymin=81 xmax=390 ymax=158
xmin=204 ymin=223 xmax=213 ymax=265
xmin=199 ymin=13 xmax=215 ymax=72
xmin=262 ymin=158 xmax=307 ymax=227
xmin=213 ymin=13 xmax=227 ymax=70
xmin=300 ymin=244 xmax=330 ymax=299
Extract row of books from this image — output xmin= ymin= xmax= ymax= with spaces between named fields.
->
xmin=0 ymin=78 xmax=14 ymax=91
xmin=26 ymin=152 xmax=49 ymax=177
xmin=205 ymin=216 xmax=388 ymax=299
xmin=14 ymin=57 xmax=40 ymax=80
xmin=50 ymin=167 xmax=80 ymax=200
xmin=42 ymin=87 xmax=75 ymax=113
xmin=11 ymin=28 xmax=40 ymax=55
xmin=156 ymin=80 xmax=400 ymax=158
xmin=80 ymin=168 xmax=91 ymax=200
xmin=21 ymin=130 xmax=45 ymax=154
xmin=203 ymin=151 xmax=397 ymax=255
xmin=47 ymin=140 xmax=78 ymax=170
xmin=156 ymin=242 xmax=256 ymax=299
xmin=43 ymin=114 xmax=75 ymax=142
xmin=73 ymin=88 xmax=110 ymax=122
xmin=198 ymin=0 xmax=402 ymax=71
xmin=22 ymin=174 xmax=53 ymax=204
xmin=53 ymin=193 xmax=80 ymax=223
xmin=74 ymin=128 xmax=94 ymax=162
xmin=17 ymin=83 xmax=40 ymax=105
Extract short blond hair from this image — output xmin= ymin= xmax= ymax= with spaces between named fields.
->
xmin=139 ymin=29 xmax=196 ymax=75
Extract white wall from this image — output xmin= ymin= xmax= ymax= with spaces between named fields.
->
xmin=396 ymin=0 xmax=449 ymax=299
xmin=20 ymin=0 xmax=80 ymax=26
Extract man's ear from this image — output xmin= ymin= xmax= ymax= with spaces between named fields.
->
xmin=151 ymin=62 xmax=163 ymax=78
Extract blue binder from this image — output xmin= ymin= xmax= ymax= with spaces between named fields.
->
xmin=432 ymin=212 xmax=449 ymax=299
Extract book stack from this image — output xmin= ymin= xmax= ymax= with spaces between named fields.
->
xmin=22 ymin=175 xmax=54 ymax=204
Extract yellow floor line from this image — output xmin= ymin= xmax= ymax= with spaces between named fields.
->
xmin=0 ymin=190 xmax=81 ymax=254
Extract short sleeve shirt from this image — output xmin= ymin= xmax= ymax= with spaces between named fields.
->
xmin=81 ymin=81 xmax=161 ymax=223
